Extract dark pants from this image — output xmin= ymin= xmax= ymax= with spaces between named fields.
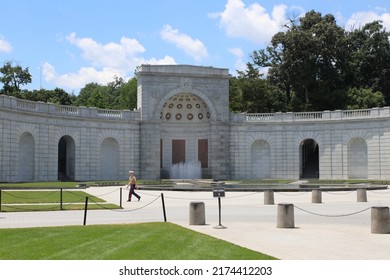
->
xmin=128 ymin=184 xmax=140 ymax=201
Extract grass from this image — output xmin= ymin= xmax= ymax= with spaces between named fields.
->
xmin=0 ymin=181 xmax=81 ymax=188
xmin=0 ymin=222 xmax=277 ymax=260
xmin=0 ymin=190 xmax=120 ymax=212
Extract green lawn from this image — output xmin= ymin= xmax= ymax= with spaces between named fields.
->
xmin=0 ymin=222 xmax=277 ymax=260
xmin=0 ymin=190 xmax=119 ymax=212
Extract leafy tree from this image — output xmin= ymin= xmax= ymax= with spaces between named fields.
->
xmin=252 ymin=10 xmax=348 ymax=111
xmin=0 ymin=61 xmax=32 ymax=95
xmin=22 ymin=88 xmax=75 ymax=105
xmin=117 ymin=77 xmax=137 ymax=110
xmin=229 ymin=63 xmax=287 ymax=113
xmin=345 ymin=88 xmax=385 ymax=109
xmin=346 ymin=21 xmax=390 ymax=103
xmin=74 ymin=77 xmax=137 ymax=110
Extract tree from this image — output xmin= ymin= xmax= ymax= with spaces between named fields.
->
xmin=345 ymin=88 xmax=385 ymax=110
xmin=252 ymin=10 xmax=348 ymax=111
xmin=229 ymin=63 xmax=287 ymax=113
xmin=0 ymin=61 xmax=32 ymax=95
xmin=74 ymin=77 xmax=138 ymax=110
xmin=117 ymin=77 xmax=137 ymax=110
xmin=346 ymin=21 xmax=390 ymax=103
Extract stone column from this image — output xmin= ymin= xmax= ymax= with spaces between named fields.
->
xmin=264 ymin=190 xmax=275 ymax=205
xmin=371 ymin=206 xmax=390 ymax=234
xmin=312 ymin=189 xmax=322 ymax=203
xmin=277 ymin=203 xmax=295 ymax=228
xmin=357 ymin=189 xmax=367 ymax=202
xmin=189 ymin=202 xmax=206 ymax=225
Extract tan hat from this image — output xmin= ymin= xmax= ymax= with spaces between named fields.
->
xmin=129 ymin=170 xmax=134 ymax=173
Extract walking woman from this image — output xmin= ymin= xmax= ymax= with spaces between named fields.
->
xmin=127 ymin=170 xmax=141 ymax=202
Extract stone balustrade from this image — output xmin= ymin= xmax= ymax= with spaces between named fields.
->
xmin=245 ymin=107 xmax=390 ymax=122
xmin=0 ymin=94 xmax=140 ymax=120
xmin=2 ymin=94 xmax=390 ymax=123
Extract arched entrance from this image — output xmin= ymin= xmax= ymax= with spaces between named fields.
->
xmin=300 ymin=139 xmax=319 ymax=179
xmin=58 ymin=136 xmax=75 ymax=181
xmin=160 ymin=93 xmax=211 ymax=179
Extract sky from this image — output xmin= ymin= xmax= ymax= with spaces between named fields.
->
xmin=1 ymin=0 xmax=390 ymax=94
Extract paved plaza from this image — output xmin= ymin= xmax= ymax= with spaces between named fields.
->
xmin=1 ymin=186 xmax=390 ymax=260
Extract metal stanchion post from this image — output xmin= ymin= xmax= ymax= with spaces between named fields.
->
xmin=60 ymin=188 xmax=63 ymax=210
xmin=161 ymin=193 xmax=167 ymax=222
xmin=83 ymin=197 xmax=89 ymax=226
xmin=120 ymin=188 xmax=123 ymax=209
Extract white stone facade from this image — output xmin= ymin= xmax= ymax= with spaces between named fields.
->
xmin=1 ymin=64 xmax=390 ymax=182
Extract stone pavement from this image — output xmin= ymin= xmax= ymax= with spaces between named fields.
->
xmin=1 ymin=186 xmax=390 ymax=260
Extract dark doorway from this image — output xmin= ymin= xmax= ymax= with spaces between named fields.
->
xmin=58 ymin=136 xmax=75 ymax=181
xmin=300 ymin=139 xmax=319 ymax=179
xmin=172 ymin=139 xmax=185 ymax=164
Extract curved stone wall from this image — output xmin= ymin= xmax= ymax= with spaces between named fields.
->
xmin=2 ymin=65 xmax=390 ymax=182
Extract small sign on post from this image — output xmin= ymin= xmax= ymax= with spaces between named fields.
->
xmin=212 ymin=182 xmax=227 ymax=229
xmin=213 ymin=186 xmax=225 ymax=198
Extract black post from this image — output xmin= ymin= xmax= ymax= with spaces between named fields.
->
xmin=60 ymin=188 xmax=63 ymax=210
xmin=120 ymin=188 xmax=123 ymax=209
xmin=213 ymin=195 xmax=227 ymax=229
xmin=161 ymin=193 xmax=167 ymax=222
xmin=83 ymin=197 xmax=89 ymax=226
xmin=218 ymin=196 xmax=222 ymax=226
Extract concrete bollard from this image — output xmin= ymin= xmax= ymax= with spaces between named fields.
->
xmin=371 ymin=206 xmax=390 ymax=234
xmin=357 ymin=189 xmax=367 ymax=202
xmin=189 ymin=202 xmax=206 ymax=225
xmin=312 ymin=189 xmax=322 ymax=203
xmin=264 ymin=190 xmax=275 ymax=205
xmin=277 ymin=203 xmax=295 ymax=228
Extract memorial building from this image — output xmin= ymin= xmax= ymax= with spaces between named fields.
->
xmin=1 ymin=64 xmax=390 ymax=182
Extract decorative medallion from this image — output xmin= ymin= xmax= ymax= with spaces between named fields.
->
xmin=177 ymin=104 xmax=182 ymax=109
xmin=187 ymin=104 xmax=192 ymax=109
xmin=175 ymin=113 xmax=182 ymax=120
xmin=187 ymin=113 xmax=193 ymax=120
xmin=166 ymin=113 xmax=171 ymax=120
xmin=198 ymin=113 xmax=203 ymax=120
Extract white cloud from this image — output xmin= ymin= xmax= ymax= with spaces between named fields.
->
xmin=346 ymin=9 xmax=390 ymax=30
xmin=0 ymin=36 xmax=12 ymax=53
xmin=160 ymin=24 xmax=208 ymax=61
xmin=228 ymin=47 xmax=246 ymax=71
xmin=42 ymin=62 xmax=122 ymax=89
xmin=65 ymin=32 xmax=146 ymax=71
xmin=213 ymin=0 xmax=288 ymax=44
xmin=43 ymin=33 xmax=176 ymax=91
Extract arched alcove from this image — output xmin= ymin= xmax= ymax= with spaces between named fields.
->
xmin=348 ymin=137 xmax=368 ymax=179
xmin=19 ymin=132 xmax=35 ymax=181
xmin=100 ymin=137 xmax=120 ymax=180
xmin=160 ymin=93 xmax=211 ymax=179
xmin=251 ymin=139 xmax=270 ymax=179
xmin=58 ymin=136 xmax=76 ymax=181
xmin=300 ymin=139 xmax=319 ymax=179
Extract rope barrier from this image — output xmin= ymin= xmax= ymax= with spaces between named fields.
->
xmin=324 ymin=190 xmax=355 ymax=195
xmin=87 ymin=187 xmax=122 ymax=197
xmin=2 ymin=190 xmax=59 ymax=200
xmin=89 ymin=195 xmax=161 ymax=213
xmin=294 ymin=205 xmax=372 ymax=217
xmin=368 ymin=189 xmax=390 ymax=194
xmin=276 ymin=192 xmax=308 ymax=196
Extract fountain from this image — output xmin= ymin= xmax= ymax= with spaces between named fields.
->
xmin=170 ymin=161 xmax=201 ymax=179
